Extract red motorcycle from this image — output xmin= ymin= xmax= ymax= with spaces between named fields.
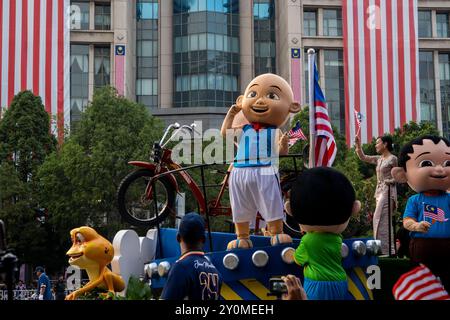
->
xmin=117 ymin=123 xmax=304 ymax=238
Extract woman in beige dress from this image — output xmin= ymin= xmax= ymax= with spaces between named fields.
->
xmin=355 ymin=135 xmax=397 ymax=255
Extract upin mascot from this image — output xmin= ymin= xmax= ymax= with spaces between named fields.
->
xmin=391 ymin=135 xmax=450 ymax=291
xmin=288 ymin=167 xmax=361 ymax=300
xmin=221 ymin=73 xmax=301 ymax=250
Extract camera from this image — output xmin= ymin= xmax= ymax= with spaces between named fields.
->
xmin=269 ymin=277 xmax=288 ymax=296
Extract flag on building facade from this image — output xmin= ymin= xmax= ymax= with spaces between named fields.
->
xmin=288 ymin=121 xmax=307 ymax=147
xmin=343 ymin=0 xmax=420 ymax=145
xmin=312 ymin=63 xmax=337 ymax=167
xmin=0 ymin=0 xmax=70 ymax=142
xmin=393 ymin=264 xmax=450 ymax=300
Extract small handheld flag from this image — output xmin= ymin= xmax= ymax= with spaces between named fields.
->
xmin=354 ymin=109 xmax=364 ymax=137
xmin=423 ymin=203 xmax=448 ymax=223
xmin=288 ymin=121 xmax=307 ymax=147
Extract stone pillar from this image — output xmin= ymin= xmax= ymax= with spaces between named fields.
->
xmin=160 ymin=0 xmax=173 ymax=109
xmin=276 ymin=0 xmax=302 ymax=101
xmin=239 ymin=0 xmax=254 ymax=91
xmin=112 ymin=0 xmax=136 ymax=99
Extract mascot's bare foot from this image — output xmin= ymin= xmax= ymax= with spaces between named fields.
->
xmin=227 ymin=238 xmax=253 ymax=250
xmin=270 ymin=234 xmax=293 ymax=246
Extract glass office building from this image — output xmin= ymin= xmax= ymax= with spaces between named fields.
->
xmin=69 ymin=0 xmax=450 ymax=138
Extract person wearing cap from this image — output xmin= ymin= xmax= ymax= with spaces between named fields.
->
xmin=160 ymin=213 xmax=222 ymax=300
xmin=35 ymin=266 xmax=53 ymax=300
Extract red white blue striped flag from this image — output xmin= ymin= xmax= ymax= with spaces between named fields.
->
xmin=393 ymin=264 xmax=450 ymax=300
xmin=343 ymin=0 xmax=420 ymax=145
xmin=423 ymin=204 xmax=448 ymax=223
xmin=313 ymin=63 xmax=337 ymax=167
xmin=0 ymin=0 xmax=70 ymax=142
xmin=288 ymin=121 xmax=307 ymax=147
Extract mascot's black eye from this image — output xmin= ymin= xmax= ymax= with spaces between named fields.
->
xmin=266 ymin=92 xmax=280 ymax=100
xmin=419 ymin=160 xmax=434 ymax=167
xmin=443 ymin=160 xmax=450 ymax=167
xmin=247 ymin=91 xmax=257 ymax=98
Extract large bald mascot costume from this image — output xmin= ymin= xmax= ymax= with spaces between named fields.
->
xmin=221 ymin=73 xmax=301 ymax=250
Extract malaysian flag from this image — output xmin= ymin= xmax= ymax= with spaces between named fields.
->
xmin=0 ymin=0 xmax=70 ymax=143
xmin=423 ymin=204 xmax=448 ymax=223
xmin=288 ymin=121 xmax=307 ymax=147
xmin=312 ymin=63 xmax=337 ymax=167
xmin=354 ymin=109 xmax=363 ymax=136
xmin=393 ymin=264 xmax=450 ymax=300
xmin=343 ymin=0 xmax=420 ymax=145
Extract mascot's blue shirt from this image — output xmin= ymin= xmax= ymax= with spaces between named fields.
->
xmin=404 ymin=193 xmax=450 ymax=238
xmin=234 ymin=124 xmax=277 ymax=168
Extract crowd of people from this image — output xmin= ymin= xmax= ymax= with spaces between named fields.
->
xmin=0 ymin=270 xmax=68 ymax=300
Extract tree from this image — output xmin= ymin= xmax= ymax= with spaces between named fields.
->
xmin=38 ymin=87 xmax=164 ymax=260
xmin=0 ymin=91 xmax=58 ymax=268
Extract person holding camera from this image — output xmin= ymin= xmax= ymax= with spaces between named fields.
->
xmin=281 ymin=275 xmax=307 ymax=300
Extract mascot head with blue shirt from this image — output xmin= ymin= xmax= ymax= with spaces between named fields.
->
xmin=391 ymin=136 xmax=450 ymax=292
xmin=392 ymin=135 xmax=450 ymax=193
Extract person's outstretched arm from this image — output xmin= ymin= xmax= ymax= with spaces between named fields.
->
xmin=354 ymin=136 xmax=379 ymax=164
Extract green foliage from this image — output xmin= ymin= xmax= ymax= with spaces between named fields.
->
xmin=37 ymin=87 xmax=164 ymax=267
xmin=0 ymin=91 xmax=56 ymax=181
xmin=0 ymin=91 xmax=59 ymax=267
xmin=76 ymin=276 xmax=152 ymax=300
xmin=121 ymin=276 xmax=152 ymax=300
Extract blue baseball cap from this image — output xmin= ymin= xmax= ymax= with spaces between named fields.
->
xmin=178 ymin=213 xmax=205 ymax=244
xmin=35 ymin=266 xmax=44 ymax=273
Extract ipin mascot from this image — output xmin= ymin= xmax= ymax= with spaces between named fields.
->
xmin=391 ymin=135 xmax=450 ymax=291
xmin=221 ymin=73 xmax=301 ymax=250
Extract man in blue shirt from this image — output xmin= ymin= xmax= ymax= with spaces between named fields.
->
xmin=392 ymin=135 xmax=450 ymax=291
xmin=161 ymin=213 xmax=222 ymax=300
xmin=35 ymin=266 xmax=53 ymax=300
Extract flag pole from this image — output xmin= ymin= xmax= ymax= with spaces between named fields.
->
xmin=308 ymin=48 xmax=316 ymax=168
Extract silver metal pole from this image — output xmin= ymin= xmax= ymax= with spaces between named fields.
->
xmin=308 ymin=48 xmax=316 ymax=168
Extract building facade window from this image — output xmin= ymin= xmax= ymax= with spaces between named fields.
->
xmin=439 ymin=53 xmax=450 ymax=138
xmin=419 ymin=51 xmax=436 ymax=124
xmin=437 ymin=13 xmax=449 ymax=38
xmin=173 ymin=0 xmax=240 ymax=108
xmin=418 ymin=10 xmax=432 ymax=38
xmin=254 ymin=0 xmax=276 ymax=76
xmin=323 ymin=9 xmax=342 ymax=37
xmin=137 ymin=0 xmax=159 ymax=108
xmin=70 ymin=44 xmax=89 ymax=124
xmin=324 ymin=50 xmax=345 ymax=134
xmin=95 ymin=3 xmax=111 ymax=30
xmin=303 ymin=10 xmax=317 ymax=36
xmin=94 ymin=46 xmax=111 ymax=87
xmin=70 ymin=1 xmax=90 ymax=30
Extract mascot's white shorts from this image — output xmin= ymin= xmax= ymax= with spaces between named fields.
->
xmin=229 ymin=166 xmax=284 ymax=223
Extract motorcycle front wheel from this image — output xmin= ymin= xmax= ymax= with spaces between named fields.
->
xmin=117 ymin=169 xmax=176 ymax=228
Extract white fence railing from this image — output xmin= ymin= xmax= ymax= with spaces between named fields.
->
xmin=0 ymin=290 xmax=37 ymax=300
xmin=0 ymin=290 xmax=75 ymax=300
